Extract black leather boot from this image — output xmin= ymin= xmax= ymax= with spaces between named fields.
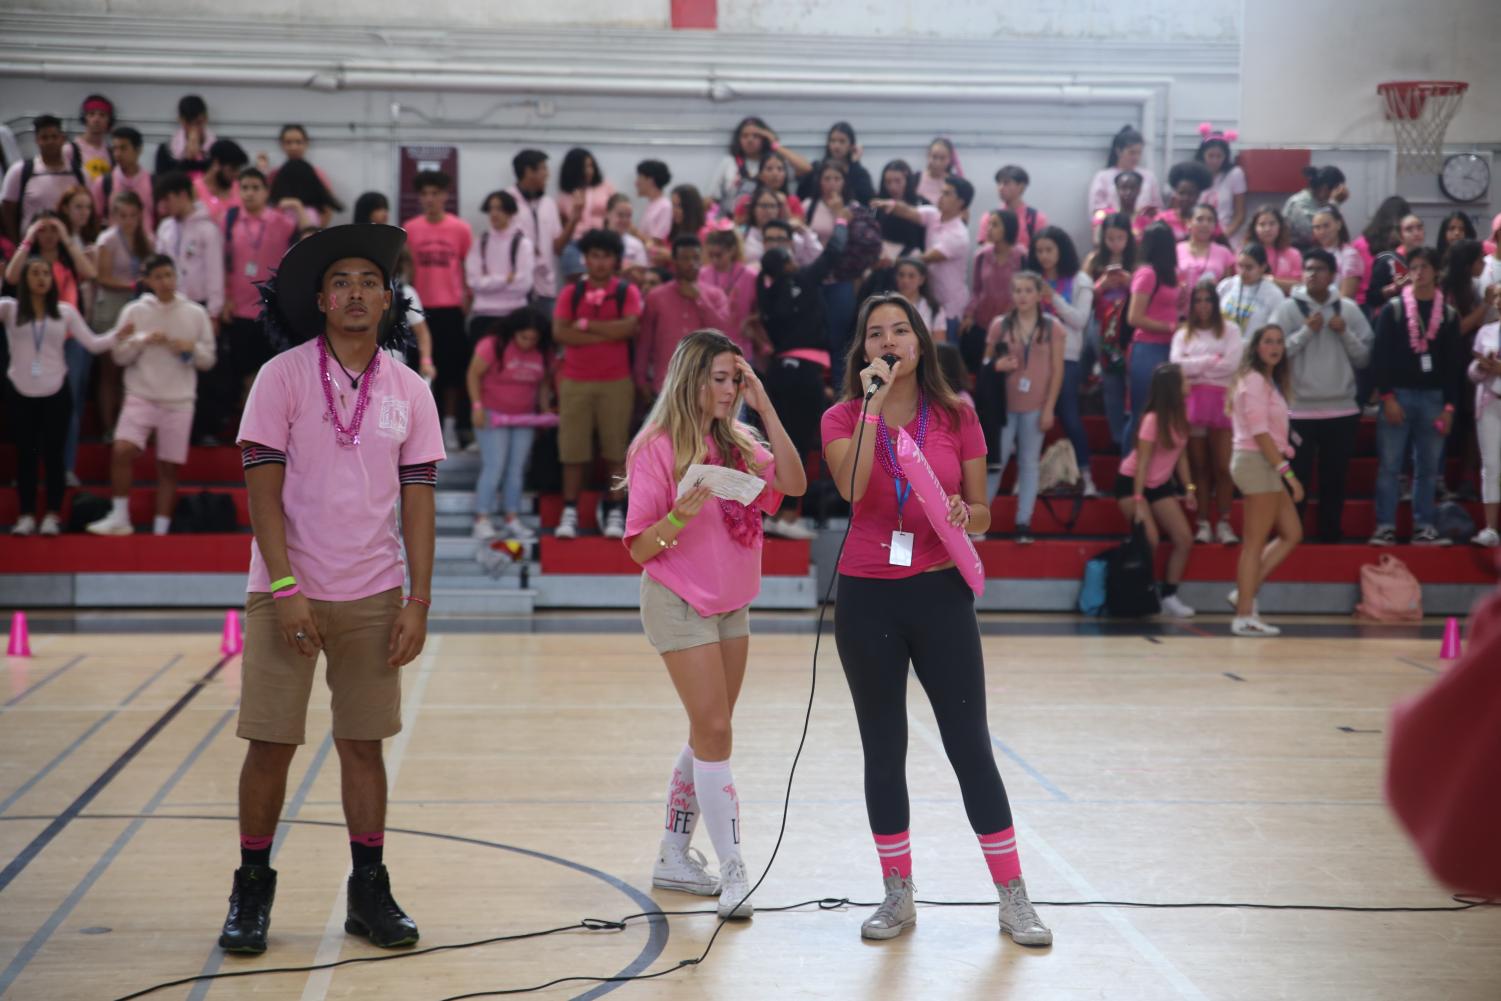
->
xmin=344 ymin=864 xmax=419 ymax=948
xmin=218 ymin=865 xmax=277 ymax=953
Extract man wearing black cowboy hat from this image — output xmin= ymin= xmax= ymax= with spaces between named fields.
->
xmin=218 ymin=224 xmax=444 ymax=954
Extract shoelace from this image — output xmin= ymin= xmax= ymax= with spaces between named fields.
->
xmin=1002 ymin=885 xmax=1042 ymax=927
xmin=682 ymin=847 xmax=712 ymax=876
xmin=869 ymin=885 xmax=910 ymax=926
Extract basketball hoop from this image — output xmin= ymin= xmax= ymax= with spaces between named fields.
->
xmin=1378 ymin=81 xmax=1468 ymax=175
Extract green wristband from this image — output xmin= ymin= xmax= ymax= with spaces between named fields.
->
xmin=270 ymin=575 xmax=297 ymax=593
xmin=665 ymin=511 xmax=685 ymax=529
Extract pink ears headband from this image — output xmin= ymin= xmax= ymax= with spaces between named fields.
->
xmin=1199 ymin=122 xmax=1239 ymax=144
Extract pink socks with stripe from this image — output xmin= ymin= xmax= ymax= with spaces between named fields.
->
xmin=873 ymin=831 xmax=912 ymax=879
xmin=661 ymin=744 xmax=699 ymax=852
xmin=692 ymin=756 xmax=742 ymax=864
xmin=978 ymin=826 xmax=1022 ymax=884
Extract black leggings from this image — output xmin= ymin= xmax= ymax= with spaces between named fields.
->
xmin=6 ymin=383 xmax=72 ymax=516
xmin=834 ymin=568 xmax=1014 ymax=835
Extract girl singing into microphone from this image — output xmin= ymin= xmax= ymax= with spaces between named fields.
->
xmin=623 ymin=329 xmax=807 ymax=920
xmin=821 ymin=293 xmax=1051 ymax=946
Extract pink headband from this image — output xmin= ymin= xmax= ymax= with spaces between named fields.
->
xmin=82 ymin=98 xmax=113 ymax=114
xmin=1198 ymin=121 xmax=1239 ymax=144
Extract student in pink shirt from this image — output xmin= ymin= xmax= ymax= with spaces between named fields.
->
xmin=221 ymin=168 xmax=296 ymax=405
xmin=821 ymin=293 xmax=1051 ymax=947
xmin=977 ymin=165 xmax=1048 ymax=250
xmin=961 ymin=209 xmax=1025 ymax=338
xmin=1088 ymin=125 xmax=1164 ymax=219
xmin=1352 ymin=196 xmax=1411 ymax=305
xmin=624 ymin=329 xmax=805 ymax=920
xmin=1177 ymin=205 xmax=1236 ymax=292
xmin=255 ymin=125 xmax=337 ymax=228
xmin=1115 ymin=363 xmax=1198 ymax=617
xmin=873 ymin=176 xmax=973 ymax=341
xmin=700 ymin=229 xmax=757 ymax=358
xmin=1195 ymin=126 xmax=1248 ymax=243
xmin=1171 ymin=280 xmax=1244 ymax=546
xmin=558 ymin=147 xmax=617 ymax=281
xmin=2 ymin=114 xmax=87 ymax=242
xmin=508 ymin=149 xmax=563 ymax=308
xmin=465 ymin=190 xmax=535 ymax=329
xmin=1124 ymin=224 xmax=1183 ymax=447
xmin=86 ymin=254 xmax=215 ymax=537
xmin=636 ymin=159 xmax=674 ymax=259
xmin=553 ymin=228 xmax=644 ymax=540
xmin=468 ymin=306 xmax=554 ymax=542
xmin=154 ymin=172 xmax=224 ymax=319
xmin=1249 ymin=206 xmax=1305 ymax=295
xmin=636 ymin=236 xmax=731 ymax=395
xmin=732 ymin=151 xmax=805 ymax=225
xmin=1311 ymin=205 xmax=1364 ymax=300
xmin=1163 ymin=161 xmax=1215 ymax=242
xmin=74 ymin=94 xmax=116 ymax=185
xmin=193 ymin=140 xmax=247 ymax=225
xmin=604 ymin=193 xmax=650 ymax=276
xmin=91 ymin=126 xmax=154 ymax=232
xmin=222 ymin=224 xmax=442 ymax=956
xmin=916 ymin=137 xmax=959 ymax=206
xmin=93 ymin=189 xmax=151 ymax=341
xmin=402 ymin=169 xmax=474 ymax=449
xmin=1228 ymin=324 xmax=1304 ymax=637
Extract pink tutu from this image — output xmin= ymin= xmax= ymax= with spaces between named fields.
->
xmin=1186 ymin=384 xmax=1231 ymax=430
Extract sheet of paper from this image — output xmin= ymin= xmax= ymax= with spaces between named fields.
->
xmin=676 ymin=464 xmax=766 ymax=506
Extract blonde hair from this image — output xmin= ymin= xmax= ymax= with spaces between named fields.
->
xmin=623 ymin=330 xmax=765 ymax=486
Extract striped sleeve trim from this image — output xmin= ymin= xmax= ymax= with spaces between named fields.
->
xmin=398 ymin=462 xmax=438 ymax=486
xmin=242 ymin=445 xmax=287 ymax=469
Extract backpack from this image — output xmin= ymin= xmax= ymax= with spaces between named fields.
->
xmin=1354 ymin=553 xmax=1422 ymax=622
xmin=66 ymin=491 xmax=113 ymax=533
xmin=18 ymin=154 xmax=87 ymax=217
xmin=1435 ymin=501 xmax=1477 ymax=545
xmin=831 ymin=204 xmax=883 ymax=282
xmin=1078 ymin=556 xmax=1108 ymax=616
xmin=171 ymin=492 xmax=239 ymax=533
xmin=1104 ymin=524 xmax=1160 ymax=617
xmin=480 ymin=229 xmax=526 ymax=275
xmin=1294 ymin=296 xmax=1341 ymax=319
xmin=1036 ymin=439 xmax=1085 ymax=533
xmin=1098 ymin=297 xmax=1134 ymax=374
xmin=1024 ymin=206 xmax=1038 ymax=244
xmin=569 ymin=277 xmax=630 ymax=315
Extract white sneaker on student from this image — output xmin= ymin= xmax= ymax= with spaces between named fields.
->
xmin=1216 ymin=519 xmax=1240 ymax=545
xmin=504 ymin=517 xmax=537 ymax=542
xmin=602 ymin=507 xmax=626 ymax=539
xmin=86 ymin=509 xmax=133 ymax=536
xmin=442 ymin=418 xmax=460 ymax=452
xmin=11 ymin=515 xmax=36 ymax=536
xmin=555 ymin=506 xmax=579 ymax=540
xmin=652 ymin=845 xmax=719 ymax=897
xmin=472 ymin=515 xmax=497 ymax=540
xmin=1226 ymin=588 xmax=1259 ymax=617
xmin=1159 ymin=593 xmax=1195 ymax=618
xmin=1194 ymin=521 xmax=1212 ymax=544
xmin=715 ymin=856 xmax=754 ymax=919
xmin=65 ymin=471 xmax=81 ymax=488
xmin=1081 ymin=473 xmax=1100 ymax=499
xmin=1232 ymin=616 xmax=1281 ymax=637
xmin=39 ymin=513 xmax=62 ymax=536
xmin=1473 ymin=527 xmax=1500 ymax=548
xmin=764 ymin=516 xmax=815 ymax=540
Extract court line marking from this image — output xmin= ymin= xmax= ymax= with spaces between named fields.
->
xmin=2 ymin=654 xmax=87 ymax=708
xmin=0 ymin=654 xmax=230 ymax=895
xmin=1395 ymin=656 xmax=1438 ymax=675
xmin=0 ymin=705 xmax=237 ymax=997
xmin=0 ymin=655 xmax=181 ymax=818
xmin=990 ymin=735 xmax=1072 ymax=802
xmin=907 ymin=714 xmax=1209 ymax=1001
xmin=297 ymin=637 xmax=442 ymax=1001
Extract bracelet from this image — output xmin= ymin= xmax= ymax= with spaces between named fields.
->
xmin=1442 ymin=403 xmax=1455 ymax=413
xmin=1185 ymin=484 xmax=1197 ymax=492
xmin=1282 ymin=468 xmax=1296 ymax=481
xmin=272 ymin=584 xmax=301 ymax=599
xmin=577 ymin=317 xmax=589 ymax=332
xmin=665 ymin=511 xmax=685 ymax=529
xmin=404 ymin=595 xmax=431 ymax=607
xmin=770 ymin=140 xmax=781 ymax=151
xmin=421 ymin=356 xmax=434 ymax=365
xmin=270 ymin=575 xmax=297 ymax=593
xmin=862 ymin=412 xmax=881 ymax=425
xmin=1132 ymin=493 xmax=1145 ymax=502
xmin=655 ymin=532 xmax=679 ymax=549
xmin=1275 ymin=462 xmax=1291 ymax=475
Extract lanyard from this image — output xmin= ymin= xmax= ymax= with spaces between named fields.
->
xmin=882 ymin=430 xmax=913 ymax=527
xmin=31 ymin=319 xmax=46 ymax=355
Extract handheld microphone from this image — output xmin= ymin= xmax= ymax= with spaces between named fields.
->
xmin=864 ymin=353 xmax=902 ymax=398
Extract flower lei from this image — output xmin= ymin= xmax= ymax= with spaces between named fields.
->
xmin=714 ymin=440 xmax=765 ymax=549
xmin=1402 ymin=284 xmax=1444 ymax=356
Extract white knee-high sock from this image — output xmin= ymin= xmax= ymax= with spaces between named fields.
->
xmin=692 ymin=757 xmax=742 ymax=865
xmin=661 ymin=743 xmax=699 ymax=852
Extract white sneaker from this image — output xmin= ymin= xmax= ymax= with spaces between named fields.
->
xmin=1194 ymin=521 xmax=1212 ymax=544
xmin=11 ymin=514 xmax=36 ymax=536
xmin=602 ymin=506 xmax=626 ymax=539
xmin=1226 ymin=588 xmax=1259 ymax=617
xmin=860 ymin=871 xmax=916 ymax=940
xmin=442 ymin=420 xmax=460 ymax=452
xmin=471 ymin=515 xmax=497 ymax=540
xmin=504 ymin=517 xmax=537 ymax=542
xmin=86 ymin=510 xmax=133 ymax=536
xmin=555 ymin=506 xmax=578 ymax=540
xmin=65 ymin=471 xmax=81 ymax=488
xmin=1082 ymin=474 xmax=1100 ymax=499
xmin=716 ymin=856 xmax=753 ymax=919
xmin=1232 ymin=616 xmax=1281 ymax=637
xmin=652 ymin=845 xmax=719 ymax=896
xmin=39 ymin=513 xmax=61 ymax=536
xmin=1159 ymin=593 xmax=1195 ymax=618
xmin=997 ymin=877 xmax=1052 ymax=946
xmin=1216 ymin=520 xmax=1240 ymax=545
xmin=1473 ymin=527 xmax=1500 ymax=548
xmin=764 ymin=516 xmax=815 ymax=540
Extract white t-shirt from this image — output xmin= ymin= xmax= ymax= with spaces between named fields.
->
xmin=916 ymin=205 xmax=971 ymax=319
xmin=1 ymin=157 xmax=84 ymax=232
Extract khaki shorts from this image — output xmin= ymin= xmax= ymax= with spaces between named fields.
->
xmin=1231 ymin=449 xmax=1284 ymax=496
xmin=238 ymin=587 xmax=404 ymax=744
xmin=640 ymin=573 xmax=750 ymax=655
xmin=557 ymin=377 xmax=634 ymax=464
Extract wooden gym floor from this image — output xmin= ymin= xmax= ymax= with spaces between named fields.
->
xmin=1 ymin=612 xmax=1499 ymax=1000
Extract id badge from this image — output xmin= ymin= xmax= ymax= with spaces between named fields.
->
xmin=245 ymin=261 xmax=259 ymax=277
xmin=1290 ymin=429 xmax=1303 ymax=448
xmin=31 ymin=359 xmax=43 ymax=379
xmin=888 ymin=530 xmax=914 ymax=567
xmin=1420 ymin=354 xmax=1433 ymax=373
xmin=1017 ymin=376 xmax=1032 ymax=393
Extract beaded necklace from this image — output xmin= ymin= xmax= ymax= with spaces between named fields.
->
xmin=318 ymin=336 xmax=379 ymax=448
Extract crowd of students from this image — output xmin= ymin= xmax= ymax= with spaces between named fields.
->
xmin=4 ymin=99 xmax=1499 ymax=584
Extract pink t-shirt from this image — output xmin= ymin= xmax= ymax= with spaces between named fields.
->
xmin=1129 ymin=265 xmax=1180 ymax=345
xmin=977 ymin=205 xmax=1050 ymax=249
xmin=968 ymin=243 xmax=1026 ymax=331
xmin=403 ymin=213 xmax=473 ymax=310
xmin=820 ymin=398 xmax=987 ymax=579
xmin=1 ymin=299 xmax=112 ymax=397
xmin=225 ymin=208 xmax=297 ymax=319
xmin=700 ymin=262 xmax=757 ymax=356
xmin=1119 ymin=411 xmax=1186 ymax=488
xmin=640 ymin=195 xmax=673 ymax=242
xmin=561 ymin=182 xmax=617 ymax=238
xmin=237 ymin=338 xmax=447 ymax=601
xmin=1267 ymin=245 xmax=1304 ymax=283
xmin=74 ymin=135 xmax=113 ymax=184
xmin=192 ymin=173 xmax=241 ymax=225
xmin=474 ymin=337 xmax=547 ymax=417
xmin=1230 ymin=370 xmax=1292 ymax=457
xmin=1 ymin=157 xmax=82 ymax=232
xmin=916 ymin=205 xmax=971 ymax=319
xmin=553 ymin=277 xmax=644 ymax=382
xmin=624 ymin=430 xmax=782 ymax=617
xmin=1176 ymin=241 xmax=1235 ymax=294
xmin=91 ymin=167 xmax=155 ymax=232
xmin=634 ymin=281 xmax=731 ymax=392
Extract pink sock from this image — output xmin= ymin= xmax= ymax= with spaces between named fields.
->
xmin=978 ymin=827 xmax=1022 ymax=884
xmin=240 ymin=835 xmax=274 ymax=851
xmin=873 ymin=831 xmax=912 ymax=880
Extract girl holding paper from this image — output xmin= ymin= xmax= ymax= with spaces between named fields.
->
xmin=622 ymin=329 xmax=807 ymax=921
xmin=821 ymin=293 xmax=1051 ymax=947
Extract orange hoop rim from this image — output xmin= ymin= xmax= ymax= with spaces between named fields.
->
xmin=1378 ymin=80 xmax=1469 ymax=119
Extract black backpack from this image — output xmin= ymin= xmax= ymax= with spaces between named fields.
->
xmin=479 ymin=229 xmax=526 ymax=275
xmin=171 ymin=492 xmax=239 ymax=533
xmin=569 ymin=277 xmax=631 ymax=315
xmin=831 ymin=204 xmax=883 ymax=282
xmin=66 ymin=491 xmax=114 ymax=533
xmin=1104 ymin=524 xmax=1160 ymax=617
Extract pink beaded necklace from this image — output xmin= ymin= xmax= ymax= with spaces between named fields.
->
xmin=318 ymin=336 xmax=379 ymax=447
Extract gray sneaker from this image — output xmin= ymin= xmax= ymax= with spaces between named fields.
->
xmin=997 ymin=877 xmax=1052 ymax=946
xmin=860 ymin=871 xmax=916 ymax=940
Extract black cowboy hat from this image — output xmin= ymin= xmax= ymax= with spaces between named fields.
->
xmin=258 ymin=224 xmax=412 ymax=350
